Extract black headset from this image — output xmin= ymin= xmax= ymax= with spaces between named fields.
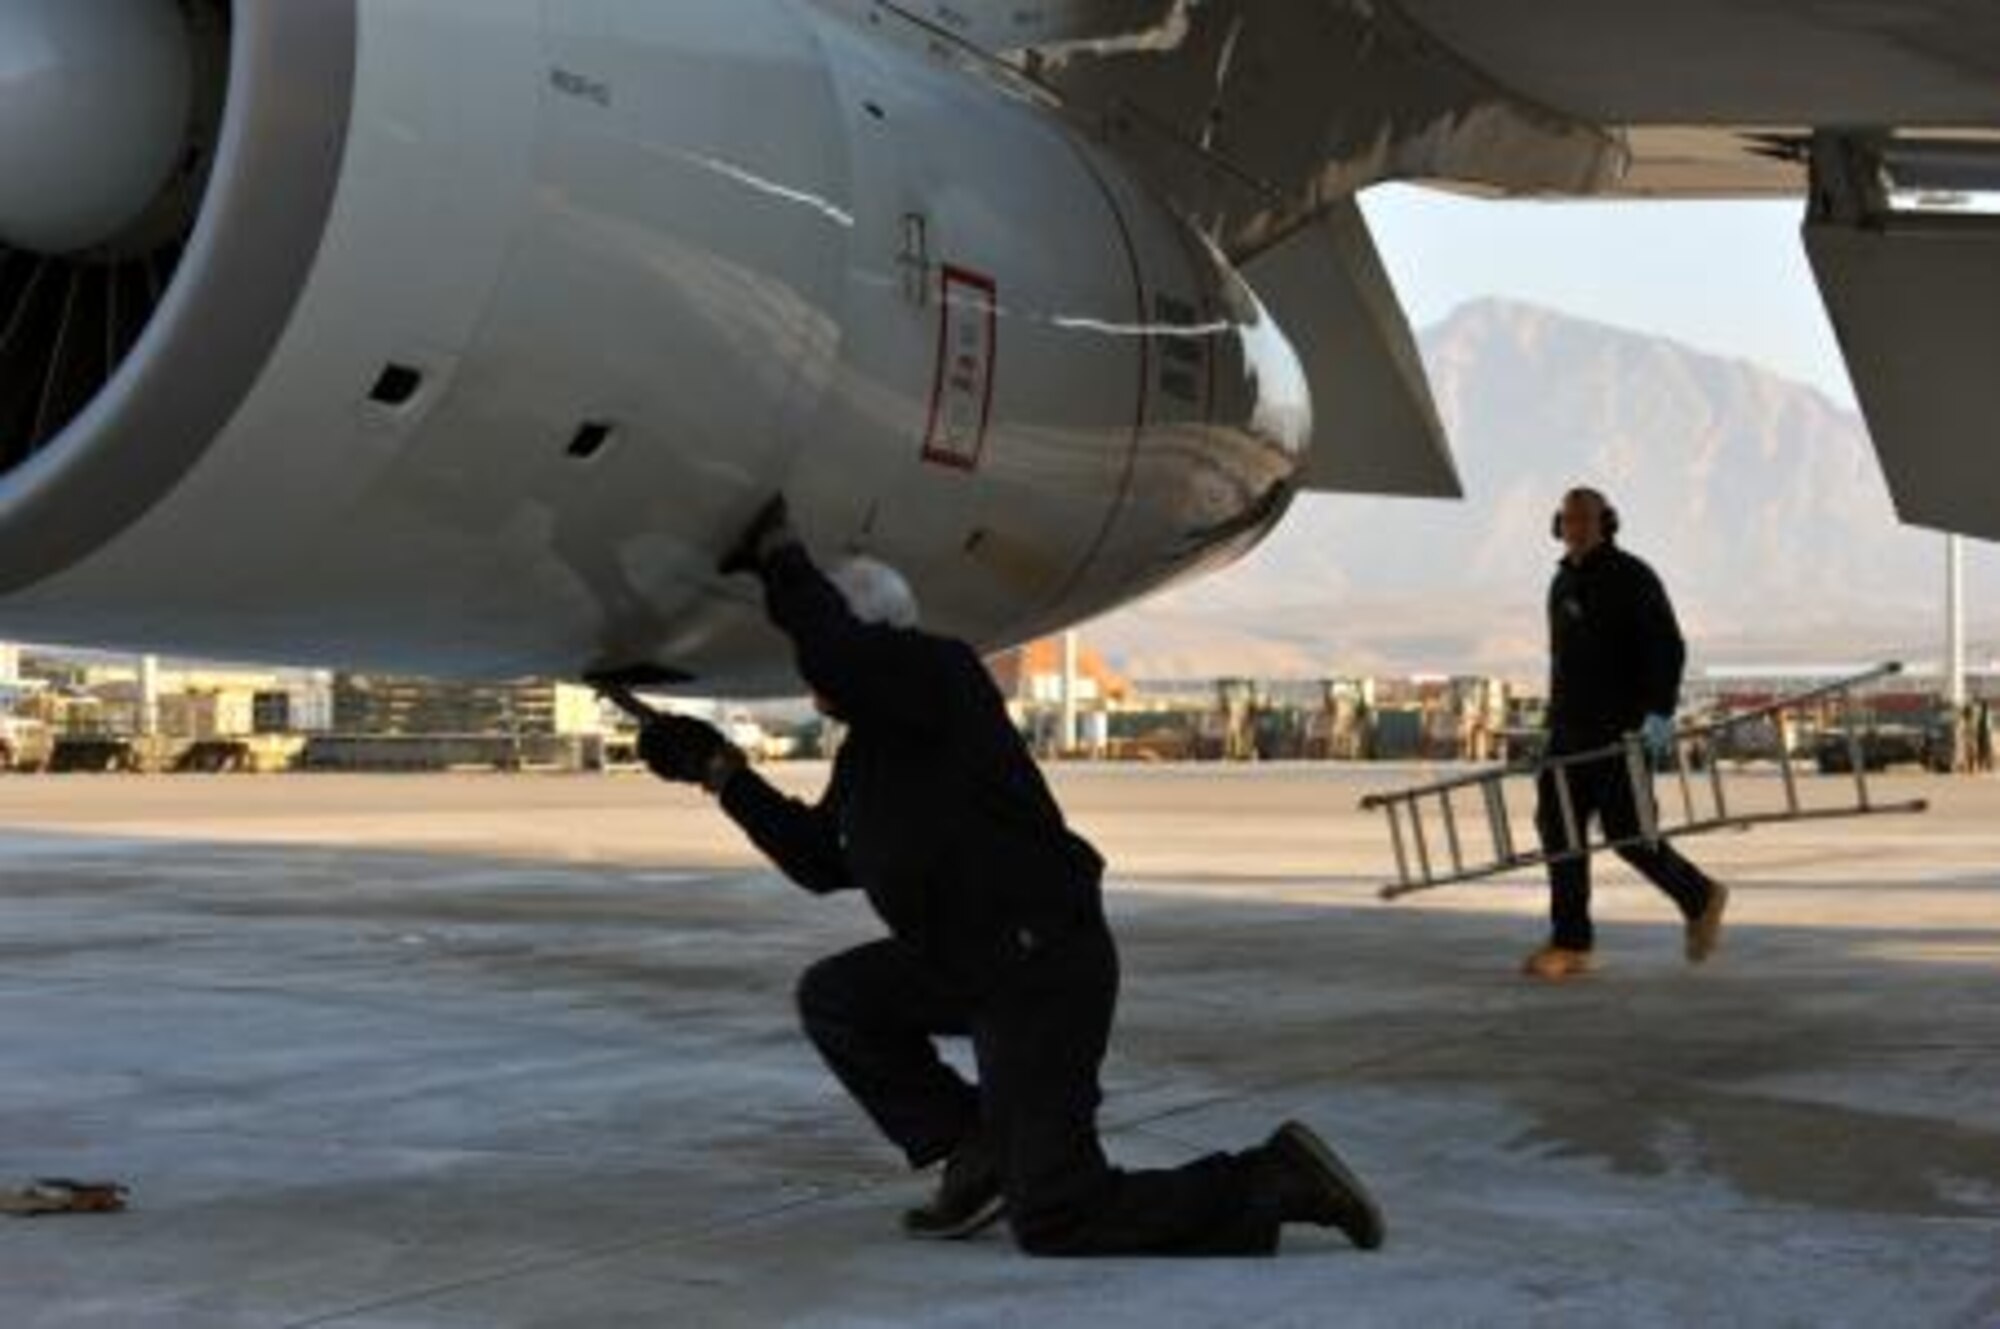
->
xmin=1552 ymin=488 xmax=1620 ymax=541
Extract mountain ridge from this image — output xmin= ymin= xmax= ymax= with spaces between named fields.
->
xmin=1092 ymin=298 xmax=2000 ymax=681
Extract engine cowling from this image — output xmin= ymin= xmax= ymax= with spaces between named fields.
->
xmin=0 ymin=0 xmax=1307 ymax=687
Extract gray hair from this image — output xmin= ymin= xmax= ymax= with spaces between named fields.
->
xmin=829 ymin=556 xmax=920 ymax=629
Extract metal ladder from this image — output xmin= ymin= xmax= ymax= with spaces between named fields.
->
xmin=1362 ymin=664 xmax=1932 ymax=901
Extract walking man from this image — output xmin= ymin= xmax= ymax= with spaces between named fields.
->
xmin=634 ymin=497 xmax=1385 ymax=1256
xmin=1524 ymin=488 xmax=1729 ymax=981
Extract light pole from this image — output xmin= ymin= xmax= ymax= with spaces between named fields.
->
xmin=1060 ymin=630 xmax=1080 ymax=757
xmin=139 ymin=654 xmax=161 ymax=740
xmin=1948 ymin=533 xmax=1967 ymax=770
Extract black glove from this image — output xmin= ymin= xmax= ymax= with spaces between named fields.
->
xmin=718 ymin=495 xmax=799 ymax=578
xmin=639 ymin=715 xmax=743 ymax=791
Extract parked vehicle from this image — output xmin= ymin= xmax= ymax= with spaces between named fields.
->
xmin=0 ymin=717 xmax=52 ymax=772
xmin=1813 ymin=723 xmax=1952 ymax=774
xmin=48 ymin=736 xmax=141 ymax=774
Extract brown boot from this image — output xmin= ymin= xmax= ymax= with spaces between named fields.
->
xmin=1687 ymin=882 xmax=1730 ymax=963
xmin=1522 ymin=944 xmax=1594 ymax=982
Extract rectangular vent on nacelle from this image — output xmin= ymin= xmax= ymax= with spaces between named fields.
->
xmin=567 ymin=422 xmax=617 ymax=460
xmin=368 ymin=364 xmax=425 ymax=407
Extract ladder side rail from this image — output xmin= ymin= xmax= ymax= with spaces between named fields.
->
xmin=1723 ymin=799 xmax=1928 ymax=830
xmin=1360 ymin=761 xmax=1542 ymax=809
xmin=1674 ymin=663 xmax=1906 ymax=739
xmin=1590 ymin=797 xmax=1931 ymax=861
xmin=1380 ymin=837 xmax=1577 ymax=900
xmin=1383 ymin=803 xmax=1661 ymax=900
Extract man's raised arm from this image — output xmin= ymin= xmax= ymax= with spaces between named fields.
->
xmin=720 ymin=496 xmax=946 ymax=733
xmin=638 ymin=716 xmax=853 ymax=897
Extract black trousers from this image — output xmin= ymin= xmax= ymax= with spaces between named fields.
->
xmin=1535 ymin=753 xmax=1716 ymax=951
xmin=795 ymin=928 xmax=1281 ymax=1257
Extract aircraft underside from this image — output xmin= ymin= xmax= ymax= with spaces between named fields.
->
xmin=0 ymin=0 xmax=1995 ymax=686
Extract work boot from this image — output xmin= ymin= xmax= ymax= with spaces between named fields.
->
xmin=1686 ymin=882 xmax=1730 ymax=963
xmin=902 ymin=1137 xmax=1005 ymax=1240
xmin=1522 ymin=944 xmax=1594 ymax=982
xmin=1258 ymin=1121 xmax=1385 ymax=1251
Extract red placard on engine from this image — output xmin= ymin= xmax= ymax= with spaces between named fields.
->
xmin=921 ymin=265 xmax=998 ymax=472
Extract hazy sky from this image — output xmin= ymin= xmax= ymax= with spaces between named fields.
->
xmin=1091 ymin=184 xmax=2000 ymax=678
xmin=1362 ymin=187 xmax=1856 ymax=407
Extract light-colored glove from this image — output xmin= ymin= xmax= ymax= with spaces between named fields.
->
xmin=1641 ymin=713 xmax=1676 ymax=757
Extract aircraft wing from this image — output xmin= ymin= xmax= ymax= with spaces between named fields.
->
xmin=879 ymin=1 xmax=1178 ymax=51
xmin=1396 ymin=0 xmax=2000 ymax=188
xmin=934 ymin=0 xmax=2000 ymax=225
xmin=922 ymin=0 xmax=2000 ymax=534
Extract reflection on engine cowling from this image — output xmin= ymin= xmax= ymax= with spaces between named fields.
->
xmin=0 ymin=1 xmax=1308 ymax=689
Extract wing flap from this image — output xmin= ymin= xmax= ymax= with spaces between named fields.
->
xmin=1807 ymin=212 xmax=2000 ymax=540
xmin=1244 ymin=201 xmax=1461 ymax=499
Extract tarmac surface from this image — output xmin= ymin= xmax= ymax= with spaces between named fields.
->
xmin=1 ymin=765 xmax=1996 ymax=1328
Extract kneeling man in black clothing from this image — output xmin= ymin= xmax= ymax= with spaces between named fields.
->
xmin=635 ymin=497 xmax=1384 ymax=1258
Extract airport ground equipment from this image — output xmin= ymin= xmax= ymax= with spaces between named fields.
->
xmin=1362 ymin=665 xmax=1930 ymax=900
xmin=0 ymin=1179 xmax=129 ymax=1218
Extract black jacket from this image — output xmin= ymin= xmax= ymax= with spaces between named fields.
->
xmin=1546 ymin=543 xmax=1686 ymax=753
xmin=719 ymin=546 xmax=1105 ymax=987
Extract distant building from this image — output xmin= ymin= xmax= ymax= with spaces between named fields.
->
xmin=252 ymin=691 xmax=298 ymax=736
xmin=988 ymin=638 xmax=1132 ymax=710
xmin=331 ymin=675 xmax=607 ymax=738
xmin=68 ymin=667 xmax=280 ymax=739
xmin=157 ymin=690 xmax=258 ymax=741
xmin=988 ymin=638 xmax=1134 ymax=754
xmin=285 ymin=673 xmax=336 ymax=734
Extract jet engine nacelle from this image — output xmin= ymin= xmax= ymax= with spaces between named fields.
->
xmin=0 ymin=0 xmax=1308 ymax=686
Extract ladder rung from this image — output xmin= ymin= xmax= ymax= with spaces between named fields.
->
xmin=1846 ymin=725 xmax=1873 ymax=810
xmin=1553 ymin=765 xmax=1582 ymax=857
xmin=1439 ymin=790 xmax=1464 ymax=875
xmin=1623 ymin=738 xmax=1659 ymax=845
xmin=1385 ymin=801 xmax=1411 ymax=888
xmin=1675 ymin=741 xmax=1696 ymax=824
xmin=1483 ymin=778 xmax=1516 ymax=865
